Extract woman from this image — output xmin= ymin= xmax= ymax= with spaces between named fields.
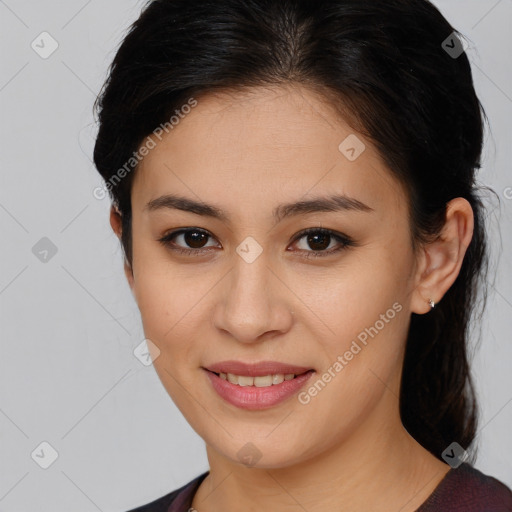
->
xmin=93 ymin=0 xmax=512 ymax=510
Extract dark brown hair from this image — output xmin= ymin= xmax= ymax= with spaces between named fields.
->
xmin=93 ymin=0 xmax=495 ymax=462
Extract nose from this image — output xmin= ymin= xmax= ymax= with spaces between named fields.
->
xmin=212 ymin=255 xmax=294 ymax=344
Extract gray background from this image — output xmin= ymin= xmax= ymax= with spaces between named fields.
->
xmin=0 ymin=1 xmax=511 ymax=510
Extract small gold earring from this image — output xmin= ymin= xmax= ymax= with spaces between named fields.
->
xmin=428 ymin=298 xmax=435 ymax=309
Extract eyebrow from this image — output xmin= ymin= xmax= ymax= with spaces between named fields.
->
xmin=144 ymin=193 xmax=374 ymax=223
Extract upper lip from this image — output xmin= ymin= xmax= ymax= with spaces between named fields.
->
xmin=204 ymin=360 xmax=314 ymax=377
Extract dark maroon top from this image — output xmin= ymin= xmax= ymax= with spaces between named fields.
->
xmin=127 ymin=463 xmax=512 ymax=511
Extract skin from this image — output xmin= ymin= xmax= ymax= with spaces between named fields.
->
xmin=110 ymin=84 xmax=474 ymax=511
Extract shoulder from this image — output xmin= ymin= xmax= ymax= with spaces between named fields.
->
xmin=125 ymin=471 xmax=209 ymax=512
xmin=418 ymin=463 xmax=512 ymax=512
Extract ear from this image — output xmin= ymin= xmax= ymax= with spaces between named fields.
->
xmin=109 ymin=205 xmax=135 ymax=293
xmin=410 ymin=197 xmax=474 ymax=314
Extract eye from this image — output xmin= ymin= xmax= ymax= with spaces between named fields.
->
xmin=157 ymin=227 xmax=354 ymax=259
xmin=289 ymin=227 xmax=354 ymax=259
xmin=158 ymin=228 xmax=219 ymax=256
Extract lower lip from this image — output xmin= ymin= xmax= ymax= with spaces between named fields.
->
xmin=204 ymin=369 xmax=315 ymax=410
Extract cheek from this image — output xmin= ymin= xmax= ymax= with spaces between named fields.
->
xmin=313 ymin=253 xmax=409 ymax=348
xmin=132 ymin=267 xmax=205 ymax=405
xmin=304 ymin=254 xmax=412 ymax=410
xmin=136 ymin=276 xmax=196 ymax=348
xmin=132 ymin=241 xmax=197 ymax=327
xmin=296 ymin=295 xmax=408 ymax=447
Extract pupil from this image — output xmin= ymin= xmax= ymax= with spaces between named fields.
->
xmin=308 ymin=233 xmax=329 ymax=251
xmin=186 ymin=231 xmax=207 ymax=248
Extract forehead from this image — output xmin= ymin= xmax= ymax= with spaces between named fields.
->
xmin=132 ymin=85 xmax=406 ymax=220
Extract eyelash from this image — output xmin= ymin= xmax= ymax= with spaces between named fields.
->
xmin=157 ymin=227 xmax=355 ymax=260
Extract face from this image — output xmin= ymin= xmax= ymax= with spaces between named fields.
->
xmin=124 ymin=85 xmax=421 ymax=468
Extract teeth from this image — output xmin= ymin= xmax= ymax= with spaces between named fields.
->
xmin=219 ymin=372 xmax=297 ymax=387
xmin=254 ymin=375 xmax=273 ymax=387
xmin=226 ymin=373 xmax=238 ymax=384
xmin=238 ymin=375 xmax=254 ymax=387
xmin=272 ymin=374 xmax=284 ymax=385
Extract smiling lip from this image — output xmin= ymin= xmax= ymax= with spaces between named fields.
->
xmin=202 ymin=361 xmax=315 ymax=410
xmin=204 ymin=360 xmax=313 ymax=377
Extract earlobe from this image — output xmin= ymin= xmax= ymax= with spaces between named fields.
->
xmin=109 ymin=205 xmax=123 ymax=239
xmin=411 ymin=197 xmax=474 ymax=314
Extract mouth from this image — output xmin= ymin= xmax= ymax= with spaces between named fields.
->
xmin=204 ymin=360 xmax=314 ymax=376
xmin=202 ymin=361 xmax=316 ymax=410
xmin=205 ymin=369 xmax=314 ymax=387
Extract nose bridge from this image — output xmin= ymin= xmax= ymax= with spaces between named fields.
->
xmin=230 ymin=233 xmax=272 ymax=303
xmin=230 ymin=248 xmax=273 ymax=317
